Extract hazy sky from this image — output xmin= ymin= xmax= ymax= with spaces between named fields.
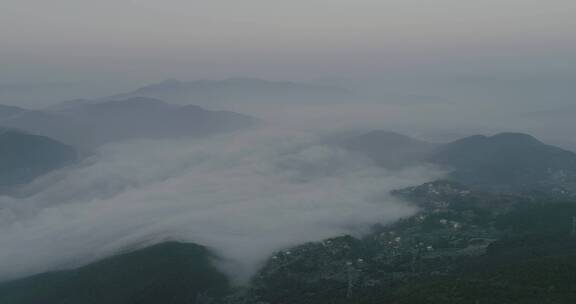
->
xmin=1 ymin=0 xmax=575 ymax=87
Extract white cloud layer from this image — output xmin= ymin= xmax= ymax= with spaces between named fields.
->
xmin=0 ymin=127 xmax=441 ymax=283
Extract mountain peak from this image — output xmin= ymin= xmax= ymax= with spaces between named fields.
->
xmin=430 ymin=132 xmax=576 ymax=195
xmin=105 ymin=97 xmax=168 ymax=107
xmin=451 ymin=133 xmax=543 ymax=148
xmin=116 ymin=78 xmax=356 ymax=106
xmin=490 ymin=132 xmax=542 ymax=145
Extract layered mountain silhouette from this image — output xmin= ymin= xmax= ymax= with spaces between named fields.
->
xmin=110 ymin=78 xmax=356 ymax=107
xmin=0 ymin=98 xmax=257 ymax=148
xmin=0 ymin=128 xmax=77 ymax=193
xmin=344 ymin=131 xmax=576 ymax=196
xmin=2 ymin=127 xmax=576 ymax=303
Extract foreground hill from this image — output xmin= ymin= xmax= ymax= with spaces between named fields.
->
xmin=0 ymin=128 xmax=77 ymax=193
xmin=0 ymin=242 xmax=230 ymax=304
xmin=0 ymin=98 xmax=257 ymax=147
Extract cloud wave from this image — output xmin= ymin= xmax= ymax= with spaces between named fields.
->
xmin=0 ymin=127 xmax=442 ymax=283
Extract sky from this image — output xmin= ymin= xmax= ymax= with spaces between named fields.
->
xmin=0 ymin=0 xmax=574 ymax=145
xmin=0 ymin=0 xmax=574 ymax=88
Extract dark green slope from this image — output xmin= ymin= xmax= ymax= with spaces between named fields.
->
xmin=0 ymin=128 xmax=77 ymax=192
xmin=216 ymin=183 xmax=576 ymax=304
xmin=429 ymin=133 xmax=576 ymax=196
xmin=378 ymin=238 xmax=576 ymax=304
xmin=0 ymin=242 xmax=231 ymax=304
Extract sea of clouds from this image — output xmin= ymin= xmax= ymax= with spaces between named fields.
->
xmin=0 ymin=127 xmax=442 ymax=283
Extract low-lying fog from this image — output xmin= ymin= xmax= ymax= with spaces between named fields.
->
xmin=0 ymin=125 xmax=443 ymax=284
xmin=0 ymin=77 xmax=573 ymax=285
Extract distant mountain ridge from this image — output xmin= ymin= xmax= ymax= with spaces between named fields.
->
xmin=344 ymin=131 xmax=576 ymax=197
xmin=109 ymin=78 xmax=357 ymax=107
xmin=0 ymin=105 xmax=26 ymax=120
xmin=0 ymin=97 xmax=258 ymax=148
xmin=342 ymin=130 xmax=438 ymax=169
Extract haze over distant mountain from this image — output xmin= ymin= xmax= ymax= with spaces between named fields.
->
xmin=345 ymin=131 xmax=576 ymax=197
xmin=110 ymin=78 xmax=357 ymax=107
xmin=0 ymin=82 xmax=121 ymax=108
xmin=0 ymin=105 xmax=26 ymax=120
xmin=430 ymin=133 xmax=576 ymax=196
xmin=0 ymin=105 xmax=91 ymax=148
xmin=0 ymin=98 xmax=257 ymax=148
xmin=341 ymin=131 xmax=438 ymax=169
xmin=0 ymin=128 xmax=77 ymax=193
